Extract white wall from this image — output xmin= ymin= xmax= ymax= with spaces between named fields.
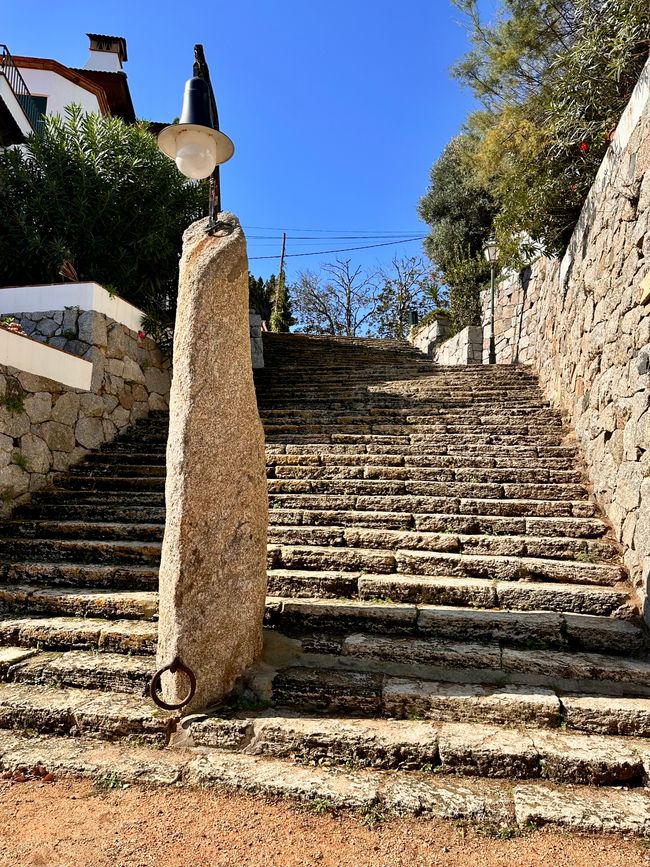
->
xmin=17 ymin=68 xmax=101 ymax=117
xmin=0 ymin=283 xmax=144 ymax=334
xmin=0 ymin=329 xmax=92 ymax=390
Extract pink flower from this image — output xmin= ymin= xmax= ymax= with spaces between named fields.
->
xmin=138 ymin=330 xmax=146 ymax=340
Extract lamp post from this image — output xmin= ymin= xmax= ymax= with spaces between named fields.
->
xmin=157 ymin=44 xmax=234 ymax=235
xmin=483 ymin=236 xmax=499 ymax=365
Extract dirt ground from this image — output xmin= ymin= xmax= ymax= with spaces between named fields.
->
xmin=0 ymin=778 xmax=649 ymax=867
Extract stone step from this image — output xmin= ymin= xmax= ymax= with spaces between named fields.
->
xmin=0 ymin=585 xmax=158 ymax=620
xmin=0 ymin=560 xmax=159 ymax=589
xmin=267 ymin=452 xmax=579 ymax=470
xmin=265 ymin=597 xmax=642 ymax=655
xmin=267 ymin=525 xmax=620 ymax=562
xmin=267 ymin=631 xmax=650 ymax=703
xmin=69 ymin=463 xmax=167 ymax=478
xmin=265 ymin=434 xmax=571 ymax=448
xmin=53 ymin=475 xmax=165 ymax=491
xmin=33 ymin=491 xmax=166 ymax=506
xmin=356 ymin=574 xmax=631 ymax=617
xmin=267 ymin=478 xmax=588 ymax=501
xmin=0 ymin=520 xmax=164 ymax=542
xmin=0 ymin=681 xmax=165 ymax=741
xmin=187 ymin=712 xmax=650 ymax=785
xmin=269 ymin=509 xmax=609 ymax=538
xmin=7 ymin=649 xmax=152 ymax=695
xmin=6 ymin=727 xmax=650 ymax=833
xmin=277 ymin=443 xmax=579 ymax=458
xmin=270 ymin=465 xmax=583 ymax=484
xmin=263 ymin=423 xmax=564 ymax=437
xmin=0 ymin=616 xmax=157 ymax=654
xmin=269 ymin=493 xmax=598 ymax=518
xmin=16 ymin=504 xmax=166 ymax=523
xmin=4 ymin=538 xmax=161 ymax=565
xmin=269 ymin=544 xmax=624 ymax=586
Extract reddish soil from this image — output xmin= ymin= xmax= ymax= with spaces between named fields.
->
xmin=0 ymin=778 xmax=649 ymax=867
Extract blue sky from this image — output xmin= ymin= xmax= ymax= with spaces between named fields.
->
xmin=4 ymin=1 xmax=494 ymax=280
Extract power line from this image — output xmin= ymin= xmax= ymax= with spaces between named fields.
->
xmin=247 ymin=234 xmax=424 ymax=241
xmin=249 ymin=236 xmax=425 ymax=260
xmin=244 ymin=225 xmax=425 ymax=234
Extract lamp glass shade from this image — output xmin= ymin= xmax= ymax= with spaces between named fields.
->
xmin=173 ymin=128 xmax=218 ymax=180
xmin=483 ymin=237 xmax=499 ymax=264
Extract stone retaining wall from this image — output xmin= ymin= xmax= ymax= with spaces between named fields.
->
xmin=432 ymin=325 xmax=483 ymax=365
xmin=409 ymin=316 xmax=451 ymax=357
xmin=0 ymin=309 xmax=170 ymax=517
xmin=480 ymin=57 xmax=650 ymax=619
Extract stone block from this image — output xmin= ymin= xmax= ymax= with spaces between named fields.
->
xmin=122 ymin=356 xmax=145 ymax=385
xmin=157 ymin=214 xmax=267 ymax=713
xmin=144 ymin=366 xmax=170 ymax=395
xmin=74 ymin=416 xmax=104 ymax=450
xmin=19 ymin=433 xmax=52 ymax=474
xmin=40 ymin=421 xmax=75 ymax=453
xmin=78 ymin=310 xmax=108 ymax=347
xmin=51 ymin=392 xmax=80 ymax=426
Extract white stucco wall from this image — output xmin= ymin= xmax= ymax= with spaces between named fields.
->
xmin=16 ymin=68 xmax=100 ymax=117
xmin=0 ymin=329 xmax=92 ymax=390
xmin=0 ymin=283 xmax=144 ymax=334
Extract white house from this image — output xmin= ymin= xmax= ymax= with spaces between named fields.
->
xmin=0 ymin=33 xmax=135 ymax=146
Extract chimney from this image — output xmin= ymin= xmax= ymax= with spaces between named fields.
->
xmin=84 ymin=34 xmax=128 ymax=72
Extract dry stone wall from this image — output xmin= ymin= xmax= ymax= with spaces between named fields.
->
xmin=432 ymin=325 xmax=483 ymax=365
xmin=480 ymin=59 xmax=650 ymax=620
xmin=0 ymin=309 xmax=170 ymax=516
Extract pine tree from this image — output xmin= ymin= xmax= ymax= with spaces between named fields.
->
xmin=270 ymin=272 xmax=294 ymax=332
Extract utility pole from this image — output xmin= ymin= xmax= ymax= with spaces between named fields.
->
xmin=279 ymin=232 xmax=286 ymax=287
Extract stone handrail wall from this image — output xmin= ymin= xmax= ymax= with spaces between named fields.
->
xmin=480 ymin=56 xmax=650 ymax=619
xmin=0 ymin=291 xmax=170 ymax=516
xmin=432 ymin=325 xmax=483 ymax=365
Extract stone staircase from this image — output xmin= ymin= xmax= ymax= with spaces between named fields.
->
xmin=1 ymin=332 xmax=650 ymax=830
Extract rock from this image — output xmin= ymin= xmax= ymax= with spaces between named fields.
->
xmin=122 ymin=356 xmax=145 ymax=385
xmin=77 ymin=311 xmax=107 ymax=347
xmin=144 ymin=366 xmax=170 ymax=396
xmin=19 ymin=434 xmax=52 ymax=475
xmin=40 ymin=422 xmax=75 ymax=453
xmin=36 ymin=318 xmax=59 ymax=338
xmin=110 ymin=406 xmax=131 ymax=430
xmin=0 ymin=464 xmax=29 ymax=496
xmin=23 ymin=393 xmax=52 ymax=424
xmin=51 ymin=393 xmax=80 ymax=426
xmin=0 ymin=406 xmax=30 ymax=439
xmin=79 ymin=394 xmax=105 ymax=418
xmin=513 ymin=783 xmax=650 ymax=835
xmin=74 ymin=417 xmax=104 ymax=450
xmin=148 ymin=393 xmax=168 ymax=411
xmin=157 ymin=214 xmax=268 ymax=713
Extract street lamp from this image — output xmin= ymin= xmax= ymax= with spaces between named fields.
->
xmin=483 ymin=236 xmax=499 ymax=365
xmin=157 ymin=44 xmax=234 ymax=234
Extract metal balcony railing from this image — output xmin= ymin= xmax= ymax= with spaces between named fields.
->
xmin=0 ymin=43 xmax=41 ymax=132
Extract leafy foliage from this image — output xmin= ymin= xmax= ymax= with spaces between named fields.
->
xmin=418 ymin=136 xmax=495 ymax=330
xmin=249 ymin=273 xmax=276 ymax=323
xmin=270 ymin=270 xmax=294 ymax=332
xmin=451 ymin=0 xmax=650 ymax=260
xmin=0 ymin=106 xmax=207 ymax=327
xmin=419 ymin=0 xmax=650 ymax=308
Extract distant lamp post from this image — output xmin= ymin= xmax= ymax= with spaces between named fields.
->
xmin=408 ymin=309 xmax=419 ymax=328
xmin=157 ymin=44 xmax=234 ymax=234
xmin=483 ymin=236 xmax=499 ymax=365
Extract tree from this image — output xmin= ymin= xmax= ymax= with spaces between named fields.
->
xmin=0 ymin=106 xmax=206 ymax=329
xmin=418 ymin=136 xmax=496 ymax=331
xmin=292 ymin=259 xmax=378 ymax=336
xmin=249 ymin=273 xmax=275 ymax=323
xmin=450 ymin=0 xmax=650 ymax=258
xmin=373 ymin=256 xmax=445 ymax=339
xmin=270 ymin=270 xmax=294 ymax=332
